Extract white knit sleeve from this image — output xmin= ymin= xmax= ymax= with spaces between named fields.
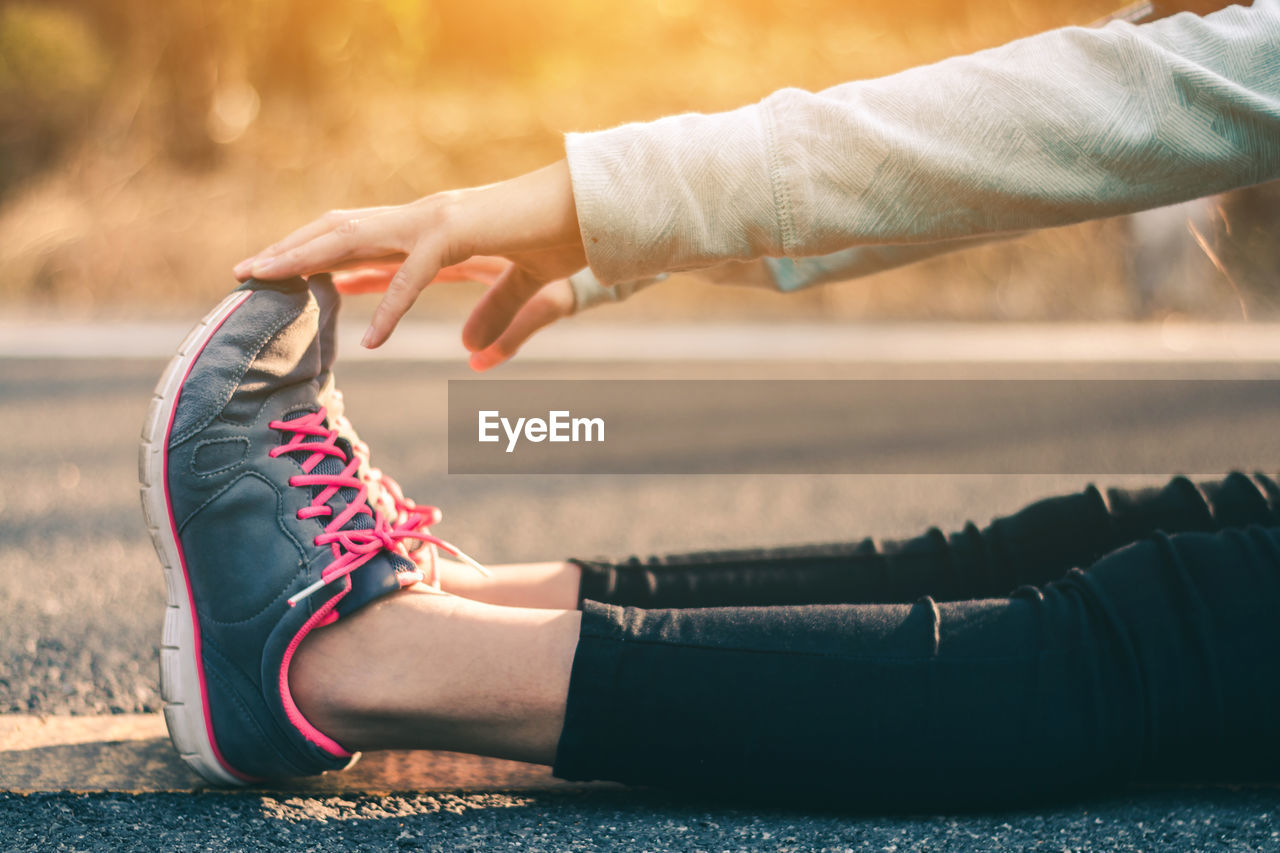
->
xmin=565 ymin=0 xmax=1280 ymax=285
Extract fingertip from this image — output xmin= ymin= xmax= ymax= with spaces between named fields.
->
xmin=367 ymin=302 xmax=405 ymax=349
xmin=468 ymin=350 xmax=502 ymax=372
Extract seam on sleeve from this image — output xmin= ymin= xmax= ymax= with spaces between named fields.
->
xmin=761 ymin=96 xmax=797 ymax=256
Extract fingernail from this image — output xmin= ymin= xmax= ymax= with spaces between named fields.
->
xmin=233 ymin=260 xmax=251 ymax=277
xmin=361 ymin=327 xmax=375 ymax=348
xmin=470 ymin=350 xmax=501 ymax=371
xmin=250 ymin=257 xmax=276 ymax=276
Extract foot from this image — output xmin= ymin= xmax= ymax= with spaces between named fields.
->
xmin=139 ymin=277 xmax=444 ymax=784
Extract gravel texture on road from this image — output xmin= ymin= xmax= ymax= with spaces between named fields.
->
xmin=3 ymin=787 xmax=1279 ymax=852
xmin=3 ymin=354 xmax=1279 ymax=851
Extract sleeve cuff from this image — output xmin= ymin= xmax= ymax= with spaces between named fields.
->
xmin=565 ymin=102 xmax=784 ymax=285
xmin=567 ymin=267 xmax=666 ymax=314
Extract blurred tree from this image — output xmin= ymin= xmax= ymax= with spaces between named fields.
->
xmin=0 ymin=3 xmax=106 ymax=193
xmin=252 ymin=0 xmax=348 ymax=98
xmin=150 ymin=2 xmax=225 ymax=168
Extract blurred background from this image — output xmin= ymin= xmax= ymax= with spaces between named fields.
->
xmin=1 ymin=0 xmax=1276 ymax=324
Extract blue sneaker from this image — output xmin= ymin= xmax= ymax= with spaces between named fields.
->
xmin=138 ymin=277 xmax=473 ymax=785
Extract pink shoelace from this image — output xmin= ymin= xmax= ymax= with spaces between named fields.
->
xmin=322 ymin=392 xmax=488 ymax=588
xmin=269 ymin=407 xmax=485 ymax=606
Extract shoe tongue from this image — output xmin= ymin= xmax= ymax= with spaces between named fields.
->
xmin=310 ymin=275 xmax=340 ymax=383
xmin=309 ymin=446 xmax=373 ymax=533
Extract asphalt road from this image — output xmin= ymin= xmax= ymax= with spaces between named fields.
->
xmin=2 ymin=353 xmax=1278 ymax=851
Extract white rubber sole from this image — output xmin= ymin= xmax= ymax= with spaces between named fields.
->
xmin=139 ymin=290 xmax=252 ymax=787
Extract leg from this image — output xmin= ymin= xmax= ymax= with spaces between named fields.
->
xmin=296 ymin=521 xmax=1280 ymax=808
xmin=443 ymin=473 xmax=1280 ymax=610
xmin=553 ymin=524 xmax=1280 ymax=807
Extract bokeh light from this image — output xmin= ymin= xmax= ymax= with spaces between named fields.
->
xmin=0 ymin=0 xmax=1273 ymax=321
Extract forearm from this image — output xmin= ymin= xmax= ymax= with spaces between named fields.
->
xmin=566 ymin=1 xmax=1280 ymax=284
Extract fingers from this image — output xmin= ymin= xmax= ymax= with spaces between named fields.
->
xmin=468 ymin=282 xmax=574 ymax=371
xmin=331 ymin=265 xmax=397 ymax=295
xmin=435 ymin=256 xmax=512 ymax=286
xmin=333 ymin=256 xmax=513 ymax=295
xmin=235 ymin=208 xmax=391 ymax=280
xmin=249 ymin=209 xmax=415 ymax=280
xmin=234 ymin=218 xmax=332 ymax=279
xmin=364 ymin=246 xmax=442 ymax=348
xmin=460 ymin=264 xmax=550 ymax=353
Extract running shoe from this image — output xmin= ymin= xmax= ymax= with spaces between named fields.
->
xmin=138 ymin=277 xmax=447 ymax=784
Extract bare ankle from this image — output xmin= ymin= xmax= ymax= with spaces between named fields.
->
xmin=289 ymin=592 xmax=451 ymax=748
xmin=288 ymin=590 xmax=579 ymax=765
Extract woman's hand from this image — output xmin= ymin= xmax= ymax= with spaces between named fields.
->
xmin=234 ymin=161 xmax=587 ymax=352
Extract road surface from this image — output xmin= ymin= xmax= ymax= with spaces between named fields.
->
xmin=1 ymin=344 xmax=1277 ymax=851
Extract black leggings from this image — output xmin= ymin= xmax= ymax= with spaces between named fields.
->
xmin=552 ymin=473 xmax=1280 ymax=809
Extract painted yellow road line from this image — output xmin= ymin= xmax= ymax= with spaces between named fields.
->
xmin=0 ymin=714 xmax=588 ymax=794
xmin=0 ymin=713 xmax=167 ymax=750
